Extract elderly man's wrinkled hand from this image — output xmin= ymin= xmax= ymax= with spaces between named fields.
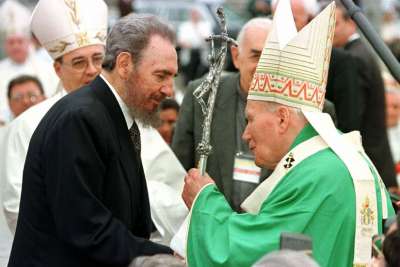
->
xmin=182 ymin=168 xmax=215 ymax=209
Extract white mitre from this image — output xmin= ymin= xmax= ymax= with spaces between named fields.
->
xmin=248 ymin=0 xmax=335 ymax=112
xmin=0 ymin=0 xmax=31 ymax=37
xmin=30 ymin=0 xmax=108 ymax=60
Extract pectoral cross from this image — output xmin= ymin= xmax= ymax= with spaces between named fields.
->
xmin=283 ymin=153 xmax=295 ymax=169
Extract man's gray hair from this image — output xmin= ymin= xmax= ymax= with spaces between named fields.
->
xmin=103 ymin=13 xmax=176 ymax=71
xmin=236 ymin=17 xmax=272 ymax=48
xmin=264 ymin=101 xmax=305 ymax=119
xmin=252 ymin=250 xmax=320 ymax=267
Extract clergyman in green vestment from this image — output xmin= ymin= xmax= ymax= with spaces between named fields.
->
xmin=177 ymin=1 xmax=395 ymax=266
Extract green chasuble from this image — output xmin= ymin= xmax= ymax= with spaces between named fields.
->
xmin=187 ymin=125 xmax=394 ymax=267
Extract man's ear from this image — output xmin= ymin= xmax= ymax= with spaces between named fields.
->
xmin=276 ymin=106 xmax=290 ymax=134
xmin=230 ymin=45 xmax=240 ymax=70
xmin=53 ymin=60 xmax=62 ymax=79
xmin=115 ymin=52 xmax=133 ymax=80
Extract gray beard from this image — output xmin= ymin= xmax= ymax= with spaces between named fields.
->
xmin=123 ymin=75 xmax=161 ymax=128
xmin=128 ymin=106 xmax=161 ymax=128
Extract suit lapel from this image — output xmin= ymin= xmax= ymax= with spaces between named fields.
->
xmin=90 ymin=76 xmax=129 ymax=147
xmin=90 ymin=76 xmax=142 ymax=203
xmin=212 ymin=73 xmax=239 ymax=201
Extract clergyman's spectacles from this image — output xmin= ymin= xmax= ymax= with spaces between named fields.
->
xmin=62 ymin=54 xmax=105 ymax=71
xmin=10 ymin=92 xmax=42 ymax=102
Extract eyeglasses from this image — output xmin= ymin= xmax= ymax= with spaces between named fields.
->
xmin=10 ymin=92 xmax=43 ymax=102
xmin=62 ymin=54 xmax=105 ymax=71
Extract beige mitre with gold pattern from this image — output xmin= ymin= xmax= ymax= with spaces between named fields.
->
xmin=30 ymin=0 xmax=108 ymax=60
xmin=248 ymin=0 xmax=334 ymax=111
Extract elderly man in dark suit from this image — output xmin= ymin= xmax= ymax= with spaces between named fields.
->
xmin=9 ymin=11 xmax=178 ymax=267
xmin=172 ymin=17 xmax=336 ymax=211
xmin=332 ymin=1 xmax=398 ymax=188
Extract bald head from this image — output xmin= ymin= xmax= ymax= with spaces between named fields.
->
xmin=231 ymin=17 xmax=272 ymax=93
xmin=236 ymin=17 xmax=273 ymax=49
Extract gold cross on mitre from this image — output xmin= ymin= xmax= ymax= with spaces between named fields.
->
xmin=248 ymin=0 xmax=336 ymax=113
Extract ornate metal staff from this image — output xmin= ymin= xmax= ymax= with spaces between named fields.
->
xmin=193 ymin=7 xmax=237 ymax=175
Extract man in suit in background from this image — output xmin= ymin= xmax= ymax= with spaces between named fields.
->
xmin=332 ymin=1 xmax=398 ymax=188
xmin=9 ymin=9 xmax=177 ymax=267
xmin=7 ymin=75 xmax=46 ymax=118
xmin=172 ymin=18 xmax=273 ymax=212
xmin=325 ymin=45 xmax=363 ymax=133
xmin=172 ymin=17 xmax=336 ymax=211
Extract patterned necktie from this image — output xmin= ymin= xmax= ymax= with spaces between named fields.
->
xmin=129 ymin=121 xmax=141 ymax=155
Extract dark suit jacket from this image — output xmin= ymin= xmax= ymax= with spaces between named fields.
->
xmin=326 ymin=48 xmax=364 ymax=133
xmin=8 ymin=76 xmax=172 ymax=267
xmin=172 ymin=72 xmax=337 ymax=208
xmin=344 ymin=38 xmax=397 ymax=187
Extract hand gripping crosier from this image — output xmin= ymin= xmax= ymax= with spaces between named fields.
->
xmin=193 ymin=7 xmax=237 ymax=175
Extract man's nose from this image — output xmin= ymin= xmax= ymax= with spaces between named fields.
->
xmin=242 ymin=125 xmax=250 ymax=143
xmin=161 ymin=80 xmax=174 ymax=97
xmin=85 ymin=61 xmax=100 ymax=76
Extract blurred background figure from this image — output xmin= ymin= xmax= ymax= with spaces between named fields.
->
xmin=7 ymin=75 xmax=45 ymax=118
xmin=0 ymin=0 xmax=58 ymax=125
xmin=388 ymin=38 xmax=400 ymax=62
xmin=129 ymin=254 xmax=186 ymax=267
xmin=381 ymin=0 xmax=400 ymax=43
xmin=252 ymin=250 xmax=319 ymax=267
xmin=177 ymin=8 xmax=212 ymax=85
xmin=331 ymin=0 xmax=398 ymax=189
xmin=271 ymin=0 xmax=318 ymax=25
xmin=382 ymin=213 xmax=400 ymax=267
xmin=157 ymin=98 xmax=180 ymax=145
xmin=30 ymin=33 xmax=52 ymax=64
xmin=371 ymin=213 xmax=399 ymax=267
xmin=384 ymin=72 xmax=400 ymax=186
xmin=247 ymin=0 xmax=272 ymax=18
xmin=118 ymin=0 xmax=133 ymax=17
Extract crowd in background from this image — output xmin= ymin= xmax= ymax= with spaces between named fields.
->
xmin=0 ymin=0 xmax=400 ymax=266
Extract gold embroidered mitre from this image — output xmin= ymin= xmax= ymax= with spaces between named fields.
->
xmin=248 ymin=0 xmax=336 ymax=112
xmin=30 ymin=0 xmax=108 ymax=59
